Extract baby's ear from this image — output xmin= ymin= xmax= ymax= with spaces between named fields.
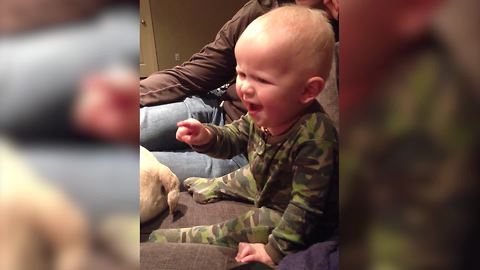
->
xmin=300 ymin=77 xmax=325 ymax=104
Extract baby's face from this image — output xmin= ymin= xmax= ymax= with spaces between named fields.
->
xmin=235 ymin=32 xmax=308 ymax=135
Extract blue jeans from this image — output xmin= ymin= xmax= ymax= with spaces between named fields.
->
xmin=140 ymin=96 xmax=248 ymax=182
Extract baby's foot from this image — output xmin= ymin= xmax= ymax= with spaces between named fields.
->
xmin=183 ymin=177 xmax=221 ymax=203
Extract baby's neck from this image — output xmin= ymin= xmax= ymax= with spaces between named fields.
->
xmin=264 ymin=119 xmax=297 ymax=137
xmin=265 ymin=103 xmax=313 ymax=136
xmin=267 ymin=115 xmax=307 ymax=136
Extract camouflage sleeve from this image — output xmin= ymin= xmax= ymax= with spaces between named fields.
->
xmin=191 ymin=114 xmax=252 ymax=159
xmin=265 ymin=139 xmax=337 ymax=263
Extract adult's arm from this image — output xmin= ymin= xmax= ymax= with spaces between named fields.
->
xmin=139 ymin=0 xmax=278 ymax=106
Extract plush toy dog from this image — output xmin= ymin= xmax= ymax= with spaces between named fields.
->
xmin=140 ymin=146 xmax=180 ymax=223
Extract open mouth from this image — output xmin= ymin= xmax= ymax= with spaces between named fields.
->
xmin=245 ymin=102 xmax=263 ymax=114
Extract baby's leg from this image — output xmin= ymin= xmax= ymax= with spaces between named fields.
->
xmin=148 ymin=207 xmax=282 ymax=248
xmin=184 ymin=165 xmax=258 ymax=203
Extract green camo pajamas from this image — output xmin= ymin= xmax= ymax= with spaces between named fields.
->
xmin=149 ymin=102 xmax=338 ymax=263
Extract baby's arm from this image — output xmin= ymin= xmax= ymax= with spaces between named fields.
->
xmin=176 ymin=118 xmax=213 ymax=146
xmin=185 ymin=114 xmax=251 ymax=159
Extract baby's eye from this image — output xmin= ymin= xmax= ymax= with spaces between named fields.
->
xmin=236 ymin=71 xmax=246 ymax=78
xmin=256 ymin=77 xmax=271 ymax=84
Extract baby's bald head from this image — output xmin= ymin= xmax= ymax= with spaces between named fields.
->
xmin=238 ymin=5 xmax=335 ymax=80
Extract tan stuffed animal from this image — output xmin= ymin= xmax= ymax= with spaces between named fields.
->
xmin=140 ymin=146 xmax=180 ymax=223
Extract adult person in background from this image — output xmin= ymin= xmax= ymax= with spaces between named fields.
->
xmin=138 ymin=0 xmax=339 ymax=181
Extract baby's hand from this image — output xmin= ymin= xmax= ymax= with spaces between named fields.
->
xmin=176 ymin=119 xmax=212 ymax=146
xmin=235 ymin=242 xmax=274 ymax=266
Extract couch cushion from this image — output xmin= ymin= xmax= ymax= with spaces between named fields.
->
xmin=140 ymin=192 xmax=258 ymax=270
xmin=141 ymin=242 xmax=240 ymax=270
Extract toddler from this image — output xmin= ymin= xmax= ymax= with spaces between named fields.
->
xmin=149 ymin=5 xmax=338 ymax=266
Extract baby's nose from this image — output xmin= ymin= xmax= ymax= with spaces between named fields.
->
xmin=240 ymin=81 xmax=254 ymax=96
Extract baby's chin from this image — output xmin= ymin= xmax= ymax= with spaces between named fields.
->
xmin=248 ymin=114 xmax=268 ymax=130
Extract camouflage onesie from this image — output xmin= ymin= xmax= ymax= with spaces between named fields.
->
xmin=149 ymin=101 xmax=338 ymax=263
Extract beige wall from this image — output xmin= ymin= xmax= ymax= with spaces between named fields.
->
xmin=150 ymin=0 xmax=248 ymax=70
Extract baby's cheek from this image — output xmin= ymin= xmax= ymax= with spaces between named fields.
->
xmin=267 ymin=100 xmax=287 ymax=115
xmin=235 ymin=84 xmax=243 ymax=99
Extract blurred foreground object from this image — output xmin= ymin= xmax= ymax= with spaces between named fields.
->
xmin=0 ymin=139 xmax=90 ymax=270
xmin=73 ymin=67 xmax=139 ymax=145
xmin=341 ymin=0 xmax=480 ymax=269
xmin=0 ymin=0 xmax=136 ymax=35
xmin=0 ymin=3 xmax=138 ymax=143
xmin=0 ymin=139 xmax=140 ymax=270
xmin=0 ymin=1 xmax=140 ymax=269
xmin=97 ymin=214 xmax=140 ymax=270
